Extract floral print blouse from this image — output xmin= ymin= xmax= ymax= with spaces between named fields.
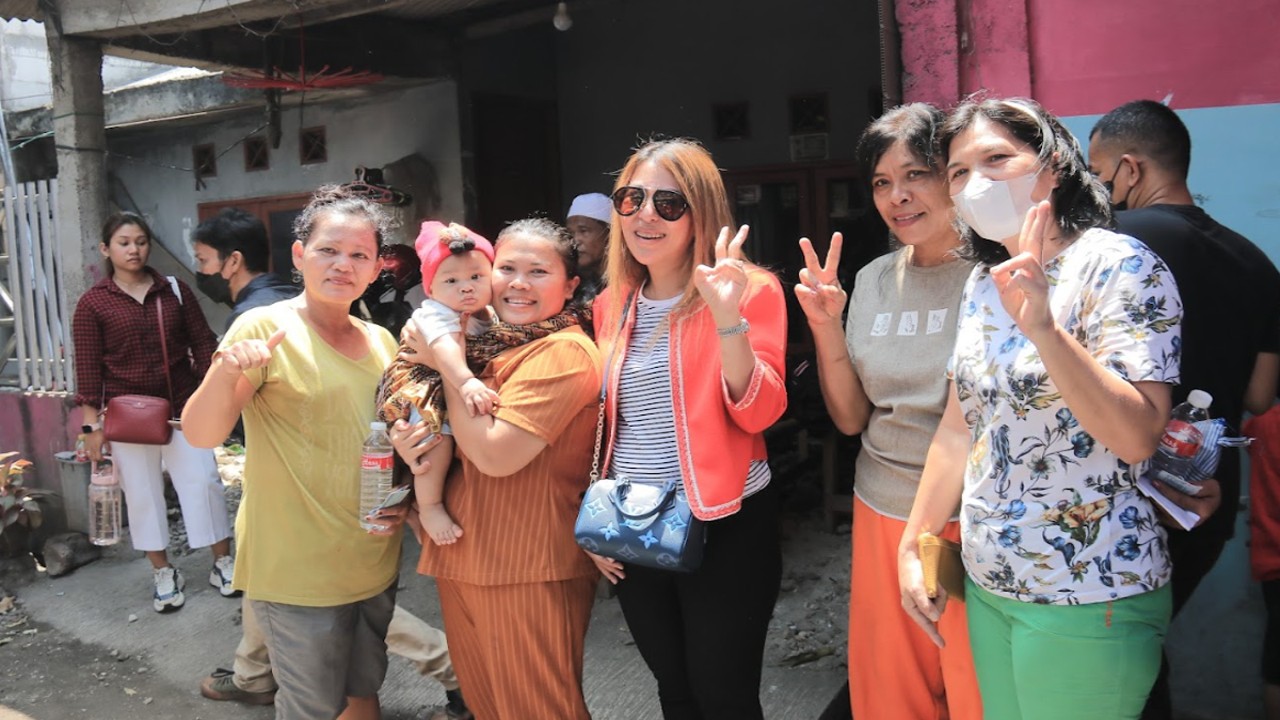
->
xmin=950 ymin=228 xmax=1182 ymax=605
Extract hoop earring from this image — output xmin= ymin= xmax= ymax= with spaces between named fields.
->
xmin=291 ymin=268 xmax=303 ymax=284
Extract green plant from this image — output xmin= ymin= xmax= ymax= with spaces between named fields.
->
xmin=0 ymin=452 xmax=42 ymax=556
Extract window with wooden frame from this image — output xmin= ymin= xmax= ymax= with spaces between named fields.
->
xmin=193 ymin=143 xmax=217 ymax=178
xmin=299 ymin=126 xmax=327 ymax=165
xmin=244 ymin=136 xmax=269 ymax=172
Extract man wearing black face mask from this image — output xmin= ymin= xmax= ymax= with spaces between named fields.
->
xmin=192 ymin=208 xmax=299 ymax=332
xmin=1090 ymin=99 xmax=1280 ymax=720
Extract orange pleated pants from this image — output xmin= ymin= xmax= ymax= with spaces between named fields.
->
xmin=849 ymin=496 xmax=983 ymax=719
xmin=435 ymin=575 xmax=596 ymax=720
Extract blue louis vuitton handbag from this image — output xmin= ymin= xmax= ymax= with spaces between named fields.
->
xmin=575 ymin=473 xmax=706 ymax=573
xmin=573 ymin=295 xmax=706 ymax=572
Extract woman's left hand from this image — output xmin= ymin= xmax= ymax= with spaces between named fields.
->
xmin=990 ymin=201 xmax=1056 ymax=343
xmin=1152 ymin=477 xmax=1222 ymax=529
xmin=399 ymin=321 xmax=437 ymax=369
xmin=390 ymin=419 xmax=443 ymax=475
xmin=694 ymin=225 xmax=751 ymax=326
xmin=365 ymin=502 xmax=409 ymax=536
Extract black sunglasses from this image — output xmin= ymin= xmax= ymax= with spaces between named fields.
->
xmin=611 ymin=186 xmax=690 ymax=222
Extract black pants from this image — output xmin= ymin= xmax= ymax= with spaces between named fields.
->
xmin=616 ymin=482 xmax=782 ymax=720
xmin=1141 ymin=525 xmax=1229 ymax=719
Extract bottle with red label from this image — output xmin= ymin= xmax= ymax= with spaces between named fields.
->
xmin=1147 ymin=389 xmax=1212 ymax=494
xmin=359 ymin=421 xmax=394 ymax=531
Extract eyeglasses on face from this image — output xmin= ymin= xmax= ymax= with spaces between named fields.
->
xmin=610 ymin=186 xmax=690 ymax=222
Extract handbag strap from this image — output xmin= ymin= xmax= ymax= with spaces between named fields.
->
xmin=588 ymin=293 xmax=636 ymax=483
xmin=155 ymin=289 xmax=175 ymax=407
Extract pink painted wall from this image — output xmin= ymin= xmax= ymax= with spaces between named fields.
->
xmin=1029 ymin=0 xmax=1280 ymax=115
xmin=896 ymin=0 xmax=960 ymax=105
xmin=899 ymin=0 xmax=1033 ymax=107
xmin=0 ymin=391 xmax=77 ymax=492
xmin=897 ymin=0 xmax=1280 ymax=114
xmin=958 ymin=0 xmax=1031 ymax=100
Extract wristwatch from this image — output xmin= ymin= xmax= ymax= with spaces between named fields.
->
xmin=82 ymin=422 xmax=101 ymax=434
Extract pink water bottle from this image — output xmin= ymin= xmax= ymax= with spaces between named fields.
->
xmin=88 ymin=460 xmax=122 ymax=546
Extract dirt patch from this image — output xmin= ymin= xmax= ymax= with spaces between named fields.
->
xmin=0 ymin=447 xmax=261 ymax=720
xmin=0 ymin=446 xmax=852 ymax=718
xmin=0 ymin=593 xmax=239 ymax=720
xmin=770 ymin=512 xmax=851 ymax=674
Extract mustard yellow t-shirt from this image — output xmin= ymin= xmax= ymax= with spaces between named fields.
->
xmin=221 ymin=302 xmax=400 ymax=606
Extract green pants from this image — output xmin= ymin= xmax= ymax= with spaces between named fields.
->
xmin=966 ymin=578 xmax=1171 ymax=720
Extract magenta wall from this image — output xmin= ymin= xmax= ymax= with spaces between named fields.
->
xmin=0 ymin=392 xmax=76 ymax=492
xmin=899 ymin=0 xmax=1280 ymax=114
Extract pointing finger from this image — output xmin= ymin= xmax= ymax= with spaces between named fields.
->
xmin=265 ymin=327 xmax=287 ymax=350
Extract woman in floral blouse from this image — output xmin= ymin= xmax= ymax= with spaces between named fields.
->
xmin=897 ymin=97 xmax=1183 ymax=720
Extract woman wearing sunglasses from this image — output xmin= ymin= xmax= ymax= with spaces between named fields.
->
xmin=589 ymin=138 xmax=788 ymax=719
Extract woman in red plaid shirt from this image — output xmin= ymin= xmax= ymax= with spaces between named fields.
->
xmin=72 ymin=211 xmax=235 ymax=614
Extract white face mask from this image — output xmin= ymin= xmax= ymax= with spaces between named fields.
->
xmin=951 ymin=170 xmax=1041 ymax=242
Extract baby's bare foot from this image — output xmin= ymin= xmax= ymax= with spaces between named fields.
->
xmin=420 ymin=503 xmax=464 ymax=545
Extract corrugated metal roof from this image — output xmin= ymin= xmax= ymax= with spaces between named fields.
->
xmin=0 ymin=0 xmax=524 ymax=33
xmin=0 ymin=0 xmax=42 ymax=22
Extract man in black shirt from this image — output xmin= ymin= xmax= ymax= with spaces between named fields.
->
xmin=1090 ymin=99 xmax=1280 ymax=719
xmin=192 ymin=208 xmax=300 ymax=333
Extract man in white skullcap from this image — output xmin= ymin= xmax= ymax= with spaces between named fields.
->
xmin=566 ymin=192 xmax=611 ymax=298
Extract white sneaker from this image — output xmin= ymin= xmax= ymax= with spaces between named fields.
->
xmin=209 ymin=555 xmax=240 ymax=598
xmin=153 ymin=566 xmax=186 ymax=613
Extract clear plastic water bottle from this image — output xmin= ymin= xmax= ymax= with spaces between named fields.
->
xmin=1147 ymin=389 xmax=1212 ymax=495
xmin=88 ymin=460 xmax=122 ymax=546
xmin=359 ymin=421 xmax=394 ymax=532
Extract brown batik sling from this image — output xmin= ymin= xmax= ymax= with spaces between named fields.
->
xmin=375 ymin=308 xmax=585 ymax=428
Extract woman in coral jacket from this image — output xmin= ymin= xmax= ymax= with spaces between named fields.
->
xmin=589 ymin=137 xmax=788 ymax=719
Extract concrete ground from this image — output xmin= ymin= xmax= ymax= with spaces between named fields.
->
xmin=0 ymin=531 xmax=845 ymax=720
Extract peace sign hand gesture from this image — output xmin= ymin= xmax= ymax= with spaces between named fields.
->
xmin=795 ymin=233 xmax=847 ymax=327
xmin=990 ymin=201 xmax=1056 ymax=343
xmin=694 ymin=225 xmax=751 ymax=326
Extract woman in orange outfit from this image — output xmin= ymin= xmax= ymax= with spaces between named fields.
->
xmin=796 ymin=104 xmax=982 ymax=719
xmin=394 ymin=218 xmax=601 ymax=720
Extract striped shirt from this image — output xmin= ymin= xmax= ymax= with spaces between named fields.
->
xmin=609 ymin=292 xmax=771 ymax=497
